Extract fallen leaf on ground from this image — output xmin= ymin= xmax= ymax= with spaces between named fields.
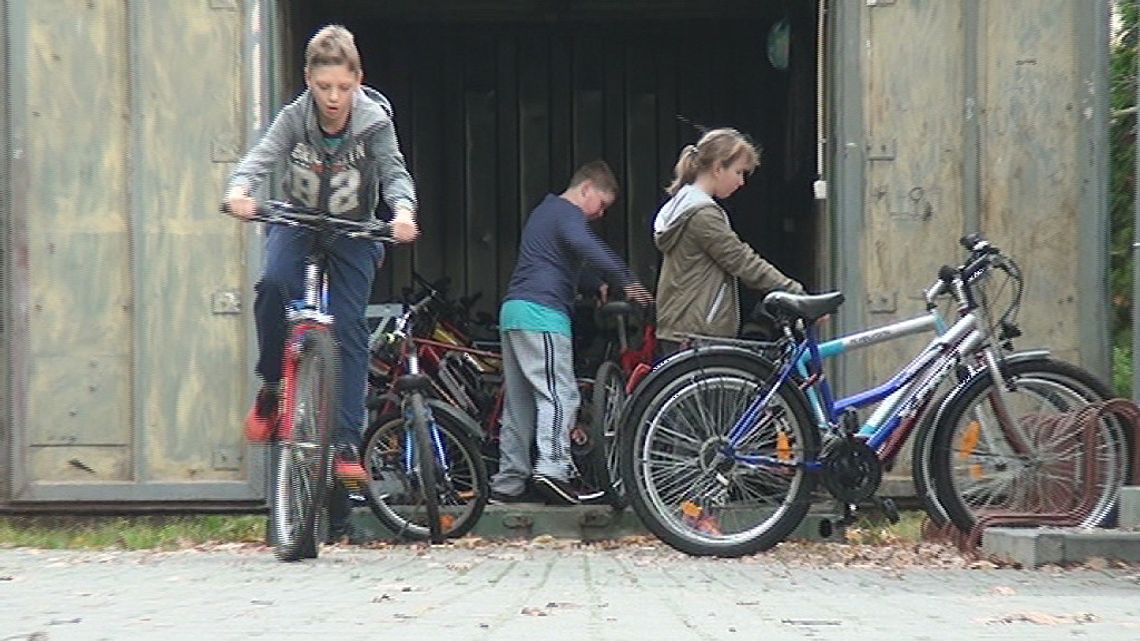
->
xmin=983 ymin=611 xmax=1097 ymax=625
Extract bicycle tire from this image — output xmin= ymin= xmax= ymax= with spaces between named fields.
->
xmin=911 ymin=354 xmax=1109 ymax=527
xmin=362 ymin=399 xmax=488 ymax=541
xmin=927 ymin=357 xmax=1126 ymax=533
xmin=588 ymin=360 xmax=628 ymax=507
xmin=272 ymin=326 xmax=337 ymax=562
xmin=410 ymin=392 xmax=443 ymax=543
xmin=910 ymin=366 xmax=978 ymax=527
xmin=619 ymin=350 xmax=819 ymax=557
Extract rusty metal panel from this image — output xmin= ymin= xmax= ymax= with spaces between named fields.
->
xmin=978 ymin=0 xmax=1084 ymax=365
xmin=860 ymin=0 xmax=968 ymax=388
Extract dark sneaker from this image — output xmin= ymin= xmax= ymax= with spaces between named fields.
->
xmin=531 ymin=474 xmax=582 ymax=506
xmin=333 ymin=445 xmax=369 ymax=487
xmin=244 ymin=386 xmax=279 ymax=442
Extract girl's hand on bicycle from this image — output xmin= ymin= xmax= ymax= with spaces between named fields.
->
xmin=392 ymin=208 xmax=420 ymax=243
xmin=222 ymin=187 xmax=257 ymax=220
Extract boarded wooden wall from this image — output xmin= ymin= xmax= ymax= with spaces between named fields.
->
xmin=854 ymin=0 xmax=1104 ymax=386
xmin=841 ymin=0 xmax=1109 ymax=492
xmin=6 ymin=0 xmax=261 ymax=502
xmin=1 ymin=0 xmax=11 ymax=504
xmin=0 ymin=0 xmax=1109 ymax=504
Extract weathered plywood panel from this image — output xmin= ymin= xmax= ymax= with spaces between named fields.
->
xmin=979 ymin=0 xmax=1081 ymax=362
xmin=27 ymin=355 xmax=130 ymax=446
xmin=23 ymin=1 xmax=132 ymax=484
xmin=29 ymin=445 xmax=131 ymax=483
xmin=132 ymin=2 xmax=248 ymax=483
xmin=861 ymin=0 xmax=967 ymax=388
xmin=0 ymin=0 xmax=11 ymax=503
xmin=26 ymin=232 xmax=132 ymax=353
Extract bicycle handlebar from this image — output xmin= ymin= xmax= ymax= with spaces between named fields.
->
xmin=220 ymin=200 xmax=394 ymax=241
xmin=924 ymin=232 xmax=1019 ymax=308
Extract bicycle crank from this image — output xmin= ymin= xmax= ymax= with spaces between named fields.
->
xmin=820 ymin=437 xmax=882 ymax=503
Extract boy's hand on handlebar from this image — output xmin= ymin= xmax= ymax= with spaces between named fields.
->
xmin=392 ymin=208 xmax=419 ymax=243
xmin=222 ymin=187 xmax=256 ymax=220
xmin=624 ymin=282 xmax=654 ymax=307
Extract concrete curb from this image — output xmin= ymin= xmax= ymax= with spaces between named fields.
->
xmin=982 ymin=527 xmax=1140 ymax=567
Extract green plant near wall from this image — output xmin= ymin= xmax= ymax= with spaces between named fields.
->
xmin=1110 ymin=1 xmax=1137 ymax=398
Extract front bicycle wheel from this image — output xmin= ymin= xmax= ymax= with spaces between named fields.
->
xmin=272 ymin=326 xmax=337 ymax=562
xmin=588 ymin=360 xmax=628 ymax=505
xmin=928 ymin=357 xmax=1126 ymax=533
xmin=362 ymin=399 xmax=488 ymax=541
xmin=411 ymin=393 xmax=443 ymax=543
xmin=620 ymin=350 xmax=819 ymax=557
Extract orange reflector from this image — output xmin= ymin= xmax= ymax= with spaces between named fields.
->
xmin=681 ymin=500 xmax=702 ymax=518
xmin=440 ymin=514 xmax=456 ymax=531
xmin=958 ymin=421 xmax=980 ymax=460
xmin=777 ymin=430 xmax=792 ymax=461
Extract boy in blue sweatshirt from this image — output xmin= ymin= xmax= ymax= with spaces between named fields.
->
xmin=492 ymin=161 xmax=652 ymax=505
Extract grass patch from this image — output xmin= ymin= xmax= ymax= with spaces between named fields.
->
xmin=0 ymin=514 xmax=266 ymax=551
xmin=845 ymin=509 xmax=926 ymax=545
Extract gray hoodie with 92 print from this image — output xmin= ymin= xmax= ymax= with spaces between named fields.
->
xmin=227 ymin=85 xmax=416 ymax=221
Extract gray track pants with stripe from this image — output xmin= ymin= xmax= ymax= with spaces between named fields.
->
xmin=490 ymin=329 xmax=579 ymax=495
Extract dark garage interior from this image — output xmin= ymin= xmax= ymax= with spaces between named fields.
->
xmin=279 ymin=0 xmax=821 ymax=335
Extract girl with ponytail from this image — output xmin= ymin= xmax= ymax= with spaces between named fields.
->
xmin=652 ymin=128 xmax=804 ymax=354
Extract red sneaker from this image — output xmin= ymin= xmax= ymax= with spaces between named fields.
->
xmin=334 ymin=447 xmax=369 ymax=486
xmin=244 ymin=387 xmax=279 ymax=442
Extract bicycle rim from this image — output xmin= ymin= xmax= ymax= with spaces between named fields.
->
xmin=590 ymin=360 xmax=627 ymax=503
xmin=623 ymin=352 xmax=818 ymax=557
xmin=931 ymin=361 xmax=1125 ymax=532
xmin=362 ymin=400 xmax=488 ymax=540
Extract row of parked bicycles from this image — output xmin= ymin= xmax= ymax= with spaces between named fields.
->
xmin=248 ymin=201 xmax=1131 ymax=561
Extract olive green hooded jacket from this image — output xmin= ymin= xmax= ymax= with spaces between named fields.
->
xmin=653 ymin=184 xmax=804 ymax=342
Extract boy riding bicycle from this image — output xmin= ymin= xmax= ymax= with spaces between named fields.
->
xmin=221 ymin=25 xmax=418 ymax=494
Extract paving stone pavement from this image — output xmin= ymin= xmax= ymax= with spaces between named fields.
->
xmin=2 ymin=542 xmax=1140 ymax=641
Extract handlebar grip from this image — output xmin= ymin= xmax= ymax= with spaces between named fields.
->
xmin=938 ymin=264 xmax=958 ymax=283
xmin=219 ymin=201 xmax=273 ymax=218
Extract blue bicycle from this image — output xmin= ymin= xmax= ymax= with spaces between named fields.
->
xmin=619 ymin=236 xmax=1128 ymax=556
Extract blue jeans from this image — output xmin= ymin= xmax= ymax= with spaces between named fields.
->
xmin=254 ymin=225 xmax=383 ymax=449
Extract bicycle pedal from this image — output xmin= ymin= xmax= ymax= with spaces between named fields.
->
xmin=836 ymin=502 xmax=858 ymax=528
